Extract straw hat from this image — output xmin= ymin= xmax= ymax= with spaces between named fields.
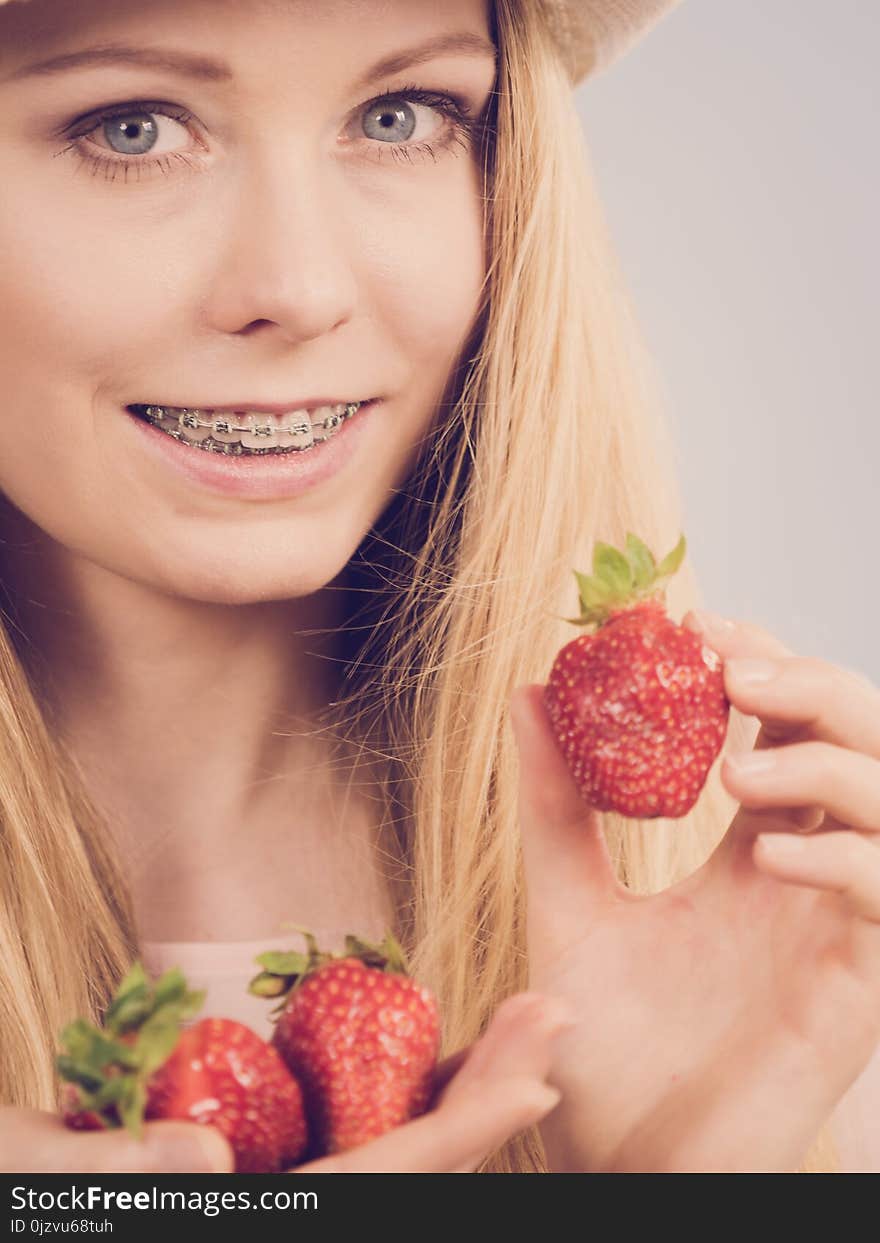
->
xmin=0 ymin=0 xmax=685 ymax=87
xmin=541 ymin=0 xmax=684 ymax=83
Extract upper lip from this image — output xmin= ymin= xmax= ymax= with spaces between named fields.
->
xmin=135 ymin=397 xmax=374 ymax=414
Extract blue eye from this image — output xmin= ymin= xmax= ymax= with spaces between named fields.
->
xmin=93 ymin=110 xmax=175 ymax=157
xmin=55 ymin=84 xmax=487 ymax=183
xmin=361 ymin=93 xmax=448 ymax=149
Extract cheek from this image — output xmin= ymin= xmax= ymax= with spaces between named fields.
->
xmin=0 ymin=179 xmax=183 ymax=401
xmin=362 ymin=172 xmax=486 ymax=376
xmin=0 ymin=136 xmax=205 ymax=407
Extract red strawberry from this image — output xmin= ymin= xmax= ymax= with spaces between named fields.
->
xmin=543 ymin=532 xmax=729 ymax=818
xmin=58 ymin=961 xmax=308 ymax=1173
xmin=249 ymin=928 xmax=440 ymax=1157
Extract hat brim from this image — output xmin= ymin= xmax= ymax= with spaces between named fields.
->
xmin=542 ymin=0 xmax=685 ymax=85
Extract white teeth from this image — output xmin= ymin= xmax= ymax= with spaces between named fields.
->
xmin=177 ymin=410 xmax=211 ymax=442
xmin=239 ymin=414 xmax=277 ymax=450
xmin=240 ymin=412 xmax=314 ymax=450
xmin=209 ymin=414 xmax=242 ymax=445
xmin=283 ymin=415 xmax=317 ymax=451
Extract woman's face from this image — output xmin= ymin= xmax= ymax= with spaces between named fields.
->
xmin=0 ymin=0 xmax=496 ymax=604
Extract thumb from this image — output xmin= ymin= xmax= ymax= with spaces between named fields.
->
xmin=510 ymin=684 xmax=620 ymax=916
xmin=114 ymin=1121 xmax=235 ymax=1173
xmin=78 ymin=1120 xmax=235 ymax=1173
xmin=0 ymin=1108 xmax=235 ymax=1174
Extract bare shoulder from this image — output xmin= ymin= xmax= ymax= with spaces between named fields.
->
xmin=829 ymin=1037 xmax=880 ymax=1173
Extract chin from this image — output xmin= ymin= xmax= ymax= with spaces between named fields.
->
xmin=135 ymin=546 xmax=353 ymax=607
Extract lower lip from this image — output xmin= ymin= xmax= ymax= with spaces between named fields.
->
xmin=123 ymin=401 xmax=381 ymax=501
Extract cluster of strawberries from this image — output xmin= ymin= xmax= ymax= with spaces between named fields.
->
xmin=58 ymin=930 xmax=440 ymax=1173
xmin=59 ymin=532 xmax=729 ymax=1172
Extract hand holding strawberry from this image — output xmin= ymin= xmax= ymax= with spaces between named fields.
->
xmin=288 ymin=990 xmax=573 ymax=1173
xmin=58 ymin=961 xmax=307 ymax=1173
xmin=509 ymin=537 xmax=880 ymax=1171
xmin=41 ymin=957 xmax=569 ymax=1176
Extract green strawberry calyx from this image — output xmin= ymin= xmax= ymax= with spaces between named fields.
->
xmin=56 ymin=961 xmax=205 ymax=1140
xmin=248 ymin=926 xmax=410 ymax=1019
xmin=554 ymin=532 xmax=687 ymax=629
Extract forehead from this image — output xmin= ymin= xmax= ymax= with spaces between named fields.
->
xmin=0 ymin=0 xmax=497 ymax=65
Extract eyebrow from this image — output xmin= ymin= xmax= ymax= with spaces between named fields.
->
xmin=8 ymin=31 xmax=498 ymax=89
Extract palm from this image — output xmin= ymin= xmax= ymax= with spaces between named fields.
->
xmin=513 ymin=678 xmax=880 ymax=1173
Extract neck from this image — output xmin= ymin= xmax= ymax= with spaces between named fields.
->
xmin=0 ymin=496 xmax=369 ymax=893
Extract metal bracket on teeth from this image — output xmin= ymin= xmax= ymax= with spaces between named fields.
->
xmin=144 ymin=402 xmax=360 ymax=433
xmin=137 ymin=403 xmax=364 ymax=455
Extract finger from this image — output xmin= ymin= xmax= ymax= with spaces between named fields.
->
xmin=753 ymin=830 xmax=880 ymax=979
xmin=290 ymin=993 xmax=570 ymax=1173
xmin=439 ymin=992 xmax=571 ymax=1099
xmin=509 ymin=684 xmax=622 ymax=943
xmin=682 ymin=611 xmax=801 ymax=752
xmin=294 ymin=1077 xmax=561 ymax=1174
xmin=722 ymin=739 xmax=880 ymax=834
xmin=681 ymin=610 xmax=796 ymax=661
xmin=427 ymin=1048 xmax=468 ymax=1103
xmin=0 ymin=1109 xmax=234 ymax=1173
xmin=787 ymin=805 xmax=828 ymax=833
xmin=721 ymin=654 xmax=880 ymax=755
xmin=426 ymin=990 xmax=565 ymax=1106
xmin=404 ymin=992 xmax=572 ymax=1173
xmin=680 ymin=614 xmax=880 ymax=757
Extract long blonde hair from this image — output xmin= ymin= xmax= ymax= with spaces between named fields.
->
xmin=0 ymin=0 xmax=837 ymax=1172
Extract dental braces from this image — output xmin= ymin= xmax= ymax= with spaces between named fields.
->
xmin=143 ymin=401 xmax=362 ymax=439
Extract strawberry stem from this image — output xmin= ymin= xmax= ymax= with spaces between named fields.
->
xmin=56 ymin=961 xmax=205 ymax=1140
xmin=248 ymin=926 xmax=411 ymax=1017
xmin=550 ymin=532 xmax=687 ymax=629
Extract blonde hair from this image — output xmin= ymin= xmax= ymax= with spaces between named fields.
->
xmin=0 ymin=0 xmax=838 ymax=1172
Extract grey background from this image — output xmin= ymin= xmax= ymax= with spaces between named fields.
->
xmin=574 ymin=0 xmax=877 ymax=681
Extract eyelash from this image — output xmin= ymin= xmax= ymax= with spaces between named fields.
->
xmin=53 ymin=82 xmax=486 ymax=182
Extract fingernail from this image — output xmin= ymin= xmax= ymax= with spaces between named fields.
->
xmin=689 ymin=609 xmax=736 ymax=635
xmin=540 ymin=997 xmax=576 ymax=1031
xmin=757 ymin=832 xmax=806 ymax=856
xmin=537 ymin=1084 xmax=563 ymax=1112
xmin=726 ymin=657 xmax=777 ymax=685
xmin=149 ymin=1128 xmax=233 ymax=1173
xmin=727 ymin=750 xmax=777 ymax=775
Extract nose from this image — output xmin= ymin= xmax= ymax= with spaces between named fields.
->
xmin=204 ymin=148 xmax=359 ymax=343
